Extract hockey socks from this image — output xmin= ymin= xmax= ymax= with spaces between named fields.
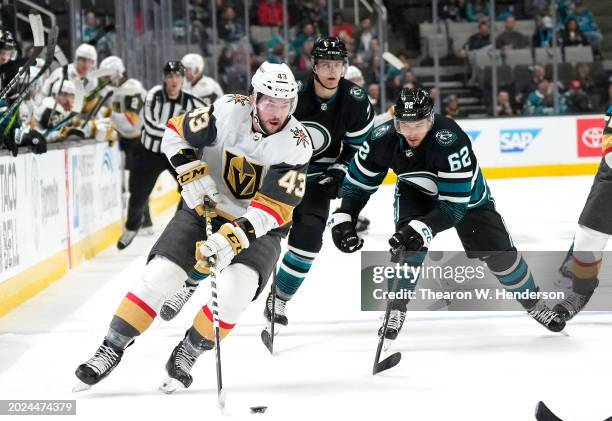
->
xmin=276 ymin=247 xmax=317 ymax=300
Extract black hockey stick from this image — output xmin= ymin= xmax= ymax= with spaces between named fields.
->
xmin=260 ymin=267 xmax=277 ymax=354
xmin=372 ymin=248 xmax=404 ymax=375
xmin=535 ymin=401 xmax=564 ymax=421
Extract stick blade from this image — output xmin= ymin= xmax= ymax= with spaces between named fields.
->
xmin=535 ymin=401 xmax=564 ymax=421
xmin=218 ymin=389 xmax=226 ymax=413
xmin=373 ymin=352 xmax=401 ymax=375
xmin=260 ymin=327 xmax=273 ymax=354
xmin=28 ymin=14 xmax=44 ymax=47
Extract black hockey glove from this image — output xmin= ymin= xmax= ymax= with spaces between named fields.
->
xmin=2 ymin=126 xmax=18 ymax=157
xmin=25 ymin=130 xmax=47 ymax=155
xmin=389 ymin=220 xmax=433 ymax=257
xmin=318 ymin=163 xmax=347 ymax=199
xmin=330 ymin=210 xmax=364 ymax=253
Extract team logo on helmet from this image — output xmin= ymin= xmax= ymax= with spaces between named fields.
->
xmin=290 ymin=127 xmax=310 ymax=148
xmin=223 ymin=150 xmax=264 ymax=200
xmin=435 ymin=130 xmax=457 ymax=146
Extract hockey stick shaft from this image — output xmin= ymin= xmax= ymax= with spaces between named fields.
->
xmin=200 ymin=200 xmax=225 ymax=412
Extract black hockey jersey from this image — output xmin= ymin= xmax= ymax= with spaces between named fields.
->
xmin=295 ymin=77 xmax=374 ymax=179
xmin=340 ymin=114 xmax=491 ymax=234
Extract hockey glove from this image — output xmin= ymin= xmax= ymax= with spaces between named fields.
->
xmin=389 ymin=220 xmax=433 ymax=255
xmin=318 ymin=163 xmax=347 ymax=199
xmin=330 ymin=211 xmax=364 ymax=253
xmin=195 ymin=222 xmax=250 ymax=272
xmin=21 ymin=129 xmax=47 ymax=155
xmin=2 ymin=126 xmax=18 ymax=157
xmin=176 ymin=161 xmax=220 ymax=210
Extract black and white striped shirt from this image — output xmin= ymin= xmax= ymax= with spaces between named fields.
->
xmin=141 ymin=84 xmax=205 ymax=153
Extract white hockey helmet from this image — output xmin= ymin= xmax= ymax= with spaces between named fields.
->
xmin=99 ymin=55 xmax=125 ymax=81
xmin=75 ymin=43 xmax=97 ymax=65
xmin=52 ymin=80 xmax=76 ymax=96
xmin=345 ymin=65 xmax=363 ymax=82
xmin=181 ymin=53 xmax=205 ymax=74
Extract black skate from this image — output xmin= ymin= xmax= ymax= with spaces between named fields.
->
xmin=526 ymin=300 xmax=566 ymax=332
xmin=73 ymin=340 xmax=125 ymax=392
xmin=159 ymin=340 xmax=198 ymax=393
xmin=553 ymin=290 xmax=594 ymax=321
xmin=263 ymin=291 xmax=288 ymax=326
xmin=160 ymin=282 xmax=198 ymax=321
xmin=378 ymin=309 xmax=406 ymax=351
xmin=355 ymin=215 xmax=371 ymax=233
xmin=117 ymin=229 xmax=137 ymax=250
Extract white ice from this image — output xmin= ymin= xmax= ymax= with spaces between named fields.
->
xmin=1 ymin=175 xmax=612 ymax=421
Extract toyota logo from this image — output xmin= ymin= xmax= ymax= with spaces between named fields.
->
xmin=581 ymin=127 xmax=603 ymax=148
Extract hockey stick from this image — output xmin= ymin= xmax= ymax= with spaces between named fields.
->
xmin=47 ymin=46 xmax=70 ymax=127
xmin=372 ymin=248 xmax=404 ymax=375
xmin=198 ymin=199 xmax=226 ymax=412
xmin=260 ymin=266 xmax=277 ymax=354
xmin=0 ymin=14 xmax=45 ymax=100
xmin=535 ymin=401 xmax=564 ymax=421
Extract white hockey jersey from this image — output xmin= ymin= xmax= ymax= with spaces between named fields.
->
xmin=183 ymin=75 xmax=224 ymax=106
xmin=41 ymin=63 xmax=98 ymax=98
xmin=108 ymin=78 xmax=146 ymax=139
xmin=163 ymin=94 xmax=313 ymax=237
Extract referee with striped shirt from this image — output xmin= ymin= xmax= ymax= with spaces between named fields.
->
xmin=118 ymin=60 xmax=206 ymax=249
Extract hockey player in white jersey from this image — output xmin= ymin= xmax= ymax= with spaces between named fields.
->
xmin=181 ymin=53 xmax=223 ymax=106
xmin=42 ymin=43 xmax=98 ymax=98
xmin=74 ymin=62 xmax=312 ymax=391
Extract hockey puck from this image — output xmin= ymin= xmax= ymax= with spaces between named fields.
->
xmin=250 ymin=406 xmax=268 ymax=414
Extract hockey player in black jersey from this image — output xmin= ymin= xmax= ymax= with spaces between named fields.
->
xmin=330 ymin=88 xmax=566 ymax=340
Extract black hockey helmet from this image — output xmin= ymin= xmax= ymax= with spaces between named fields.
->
xmin=311 ymin=36 xmax=348 ymax=62
xmin=163 ymin=60 xmax=185 ymax=76
xmin=0 ymin=30 xmax=16 ymax=50
xmin=394 ymin=88 xmax=434 ymax=122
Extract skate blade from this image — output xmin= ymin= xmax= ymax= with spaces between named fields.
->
xmin=382 ymin=338 xmax=394 ymax=352
xmin=159 ymin=377 xmax=183 ymax=394
xmin=72 ymin=379 xmax=92 ymax=393
xmin=139 ymin=227 xmax=154 ymax=237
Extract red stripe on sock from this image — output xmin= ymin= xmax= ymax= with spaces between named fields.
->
xmin=202 ymin=305 xmax=235 ymax=329
xmin=572 ymin=256 xmax=602 ymax=267
xmin=126 ymin=292 xmax=157 ymax=318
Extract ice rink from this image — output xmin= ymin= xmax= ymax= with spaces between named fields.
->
xmin=2 ymin=175 xmax=612 ymax=421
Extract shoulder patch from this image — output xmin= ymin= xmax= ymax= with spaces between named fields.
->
xmin=435 ymin=129 xmax=458 ymax=147
xmin=372 ymin=122 xmax=392 ymax=140
xmin=349 ymin=85 xmax=366 ymax=101
xmin=226 ymin=94 xmax=249 ymax=106
xmin=290 ymin=126 xmax=311 ymax=149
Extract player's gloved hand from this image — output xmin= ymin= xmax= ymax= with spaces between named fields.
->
xmin=3 ymin=126 xmax=18 ymax=157
xmin=176 ymin=160 xmax=220 ymax=209
xmin=21 ymin=129 xmax=47 ymax=154
xmin=389 ymin=220 xmax=433 ymax=255
xmin=330 ymin=211 xmax=364 ymax=253
xmin=318 ymin=163 xmax=347 ymax=199
xmin=94 ymin=117 xmax=112 ymax=143
xmin=195 ymin=222 xmax=250 ymax=272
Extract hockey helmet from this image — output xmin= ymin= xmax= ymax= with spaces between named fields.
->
xmin=0 ymin=30 xmax=16 ymax=50
xmin=345 ymin=65 xmax=364 ymax=83
xmin=75 ymin=43 xmax=97 ymax=65
xmin=99 ymin=56 xmax=126 ymax=81
xmin=311 ymin=36 xmax=348 ymax=62
xmin=181 ymin=53 xmax=205 ymax=74
xmin=163 ymin=60 xmax=185 ymax=76
xmin=394 ymin=88 xmax=434 ymax=123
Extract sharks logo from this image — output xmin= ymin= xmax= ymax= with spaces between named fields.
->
xmin=435 ymin=129 xmax=457 ymax=146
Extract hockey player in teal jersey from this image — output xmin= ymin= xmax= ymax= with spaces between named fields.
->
xmin=330 ymin=88 xmax=566 ymax=340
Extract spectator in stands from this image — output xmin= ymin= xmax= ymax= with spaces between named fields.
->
xmin=429 ymin=87 xmax=438 ymax=105
xmin=363 ymin=54 xmax=382 ymax=86
xmin=440 ymin=0 xmax=462 ymax=22
xmin=560 ymin=18 xmax=589 ymax=47
xmin=575 ymin=62 xmax=596 ymax=95
xmin=294 ymin=40 xmax=314 ymax=71
xmin=524 ymin=78 xmax=567 ymax=115
xmin=532 ymin=16 xmax=555 ymax=48
xmin=567 ymin=1 xmax=603 ymax=55
xmin=358 ymin=37 xmax=381 ymax=66
xmin=354 ymin=16 xmax=377 ymax=56
xmin=444 ymin=94 xmax=464 ymax=118
xmin=367 ymin=83 xmax=380 ymax=107
xmin=345 ymin=65 xmax=365 ymax=87
xmin=459 ymin=20 xmax=491 ymax=58
xmin=265 ymin=41 xmax=285 ymax=64
xmin=496 ymin=16 xmax=529 ymax=50
xmin=82 ymin=11 xmax=99 ymax=43
xmin=219 ymin=6 xmax=244 ymax=43
xmin=291 ymin=22 xmax=317 ymax=56
xmin=257 ymin=0 xmax=284 ymax=27
xmin=564 ymin=79 xmax=593 ymax=113
xmin=463 ymin=0 xmax=490 ymax=22
xmin=496 ymin=90 xmax=516 ymax=116
xmin=516 ymin=64 xmax=545 ymax=106
xmin=332 ymin=12 xmax=353 ymax=40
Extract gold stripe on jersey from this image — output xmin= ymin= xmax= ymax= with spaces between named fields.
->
xmin=251 ymin=192 xmax=295 ymax=226
xmin=168 ymin=114 xmax=186 ymax=138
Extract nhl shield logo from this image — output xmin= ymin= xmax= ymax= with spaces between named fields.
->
xmin=223 ymin=150 xmax=264 ymax=200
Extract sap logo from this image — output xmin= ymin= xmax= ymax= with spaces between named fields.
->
xmin=465 ymin=130 xmax=481 ymax=143
xmin=499 ymin=129 xmax=541 ymax=153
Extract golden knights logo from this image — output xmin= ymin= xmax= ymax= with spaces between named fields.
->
xmin=223 ymin=150 xmax=264 ymax=200
xmin=226 ymin=94 xmax=249 ymax=106
xmin=290 ymin=127 xmax=310 ymax=148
